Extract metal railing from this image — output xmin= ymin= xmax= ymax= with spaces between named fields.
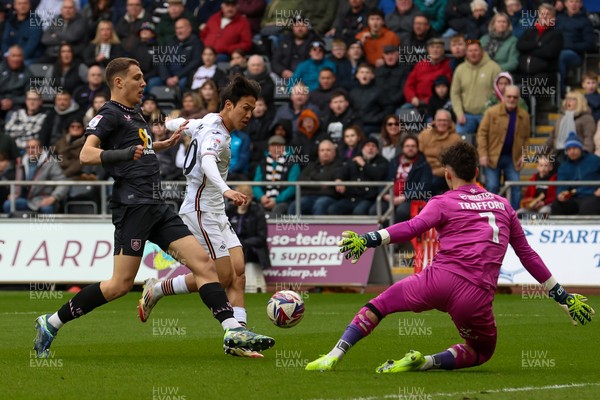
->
xmin=499 ymin=180 xmax=600 ymax=210
xmin=0 ymin=180 xmax=395 ymax=219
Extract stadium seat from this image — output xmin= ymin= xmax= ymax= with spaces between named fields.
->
xmin=65 ymin=201 xmax=98 ymax=214
xmin=583 ymin=29 xmax=600 ymax=75
xmin=28 ymin=63 xmax=53 ymax=79
xmin=150 ymin=86 xmax=178 ymax=111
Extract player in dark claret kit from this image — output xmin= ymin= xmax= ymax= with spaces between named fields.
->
xmin=33 ymin=58 xmax=274 ymax=358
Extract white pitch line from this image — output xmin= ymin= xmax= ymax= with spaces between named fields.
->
xmin=307 ymin=382 xmax=600 ymax=400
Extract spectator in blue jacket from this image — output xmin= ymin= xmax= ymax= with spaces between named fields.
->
xmin=555 ymin=0 xmax=595 ymax=93
xmin=504 ymin=0 xmax=533 ymax=39
xmin=551 ymin=132 xmax=600 ymax=215
xmin=289 ymin=41 xmax=337 ymax=92
xmin=229 ymin=129 xmax=251 ymax=181
xmin=2 ymin=0 xmax=43 ymax=65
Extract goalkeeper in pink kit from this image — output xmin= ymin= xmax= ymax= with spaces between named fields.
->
xmin=306 ymin=142 xmax=595 ymax=373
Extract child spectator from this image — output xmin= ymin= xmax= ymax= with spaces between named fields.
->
xmin=449 ymin=34 xmax=466 ymax=73
xmin=327 ymin=39 xmax=355 ymax=91
xmin=338 ymin=125 xmax=366 ymax=164
xmin=426 ymin=75 xmax=454 ymax=122
xmin=517 ymin=156 xmax=557 ymax=216
xmin=582 ymin=71 xmax=600 ymax=123
xmin=484 ymin=72 xmax=528 ymax=112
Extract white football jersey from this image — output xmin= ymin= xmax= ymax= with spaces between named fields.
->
xmin=167 ymin=113 xmax=231 ymax=214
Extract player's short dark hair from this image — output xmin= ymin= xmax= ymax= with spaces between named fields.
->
xmin=220 ymin=74 xmax=261 ymax=108
xmin=440 ymin=141 xmax=478 ymax=181
xmin=105 ymin=57 xmax=140 ymax=90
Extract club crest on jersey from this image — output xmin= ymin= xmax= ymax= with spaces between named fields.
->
xmin=131 ymin=239 xmax=142 ymax=252
xmin=88 ymin=115 xmax=103 ymax=129
xmin=138 ymin=128 xmax=155 ymax=155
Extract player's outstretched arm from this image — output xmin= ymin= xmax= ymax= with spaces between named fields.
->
xmin=545 ymin=277 xmax=595 ymax=326
xmin=338 ymin=230 xmax=389 ymax=264
xmin=80 ymin=135 xmax=143 ymax=165
xmin=154 ymin=120 xmax=187 ymax=152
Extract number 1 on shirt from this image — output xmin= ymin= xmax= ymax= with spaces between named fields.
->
xmin=479 ymin=212 xmax=500 ymax=243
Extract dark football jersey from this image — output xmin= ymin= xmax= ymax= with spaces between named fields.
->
xmin=85 ymin=100 xmax=162 ymax=205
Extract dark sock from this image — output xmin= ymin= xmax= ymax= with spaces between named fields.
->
xmin=340 ymin=324 xmax=364 ymax=346
xmin=57 ymin=283 xmax=108 ymax=324
xmin=198 ymin=282 xmax=234 ymax=323
xmin=432 ymin=350 xmax=456 ymax=369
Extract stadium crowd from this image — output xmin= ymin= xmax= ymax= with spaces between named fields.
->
xmin=0 ymin=0 xmax=600 ymax=216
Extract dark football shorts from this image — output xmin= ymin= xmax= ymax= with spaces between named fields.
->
xmin=111 ymin=203 xmax=192 ymax=257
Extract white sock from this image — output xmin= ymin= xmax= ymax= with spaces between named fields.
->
xmin=421 ymin=355 xmax=434 ymax=370
xmin=171 ymin=275 xmax=190 ymax=294
xmin=222 ymin=317 xmax=242 ymax=330
xmin=233 ymin=307 xmax=247 ymax=325
xmin=154 ymin=275 xmax=189 ymax=297
xmin=327 ymin=339 xmax=350 ymax=359
xmin=48 ymin=312 xmax=64 ymax=330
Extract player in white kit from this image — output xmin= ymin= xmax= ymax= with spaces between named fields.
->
xmin=137 ymin=76 xmax=272 ymax=357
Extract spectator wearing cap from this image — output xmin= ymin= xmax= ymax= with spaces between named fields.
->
xmin=451 ymin=39 xmax=501 ymax=135
xmin=154 ymin=17 xmax=203 ymax=91
xmin=1 ymin=0 xmax=43 ymax=66
xmin=200 ymin=0 xmax=253 ymax=61
xmin=398 ymin=13 xmax=436 ymax=61
xmin=477 ymin=85 xmax=530 ymax=210
xmin=426 ymin=74 xmax=454 ymax=122
xmin=386 ymin=0 xmax=421 ymax=37
xmin=350 ymin=62 xmax=394 ymax=135
xmin=326 ymin=0 xmax=370 ymax=45
xmin=271 ymin=15 xmax=319 ymax=79
xmin=479 ymin=12 xmax=518 ymax=73
xmin=252 ymin=134 xmax=301 ymax=218
xmin=39 ymin=0 xmax=88 ymax=64
xmin=72 ymin=65 xmax=110 ymax=111
xmin=54 ymin=118 xmax=88 ymax=180
xmin=289 ymin=41 xmax=337 ymax=92
xmin=288 ymin=139 xmax=342 ymax=215
xmin=328 ymin=136 xmax=389 ymax=215
xmin=141 ymin=93 xmax=161 ymax=123
xmin=414 ymin=0 xmax=446 ymax=34
xmin=355 ymin=8 xmax=400 ymax=67
xmin=551 ymin=131 xmax=600 ymax=215
xmin=156 ymin=0 xmax=198 ymax=45
xmin=131 ymin=22 xmax=161 ymax=92
xmin=115 ymin=0 xmax=152 ymax=54
xmin=402 ymin=37 xmax=452 ymax=110
xmin=375 ymin=44 xmax=410 ymax=111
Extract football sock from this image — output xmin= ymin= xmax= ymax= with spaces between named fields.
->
xmin=155 ymin=275 xmax=189 ymax=297
xmin=428 ymin=348 xmax=458 ymax=370
xmin=327 ymin=324 xmax=363 ymax=359
xmin=233 ymin=307 xmax=247 ymax=326
xmin=198 ymin=282 xmax=240 ymax=329
xmin=47 ymin=313 xmax=63 ymax=330
xmin=56 ymin=283 xmax=108 ymax=326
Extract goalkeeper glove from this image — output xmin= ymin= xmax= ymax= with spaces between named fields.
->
xmin=338 ymin=230 xmax=382 ymax=264
xmin=548 ymin=283 xmax=595 ymax=326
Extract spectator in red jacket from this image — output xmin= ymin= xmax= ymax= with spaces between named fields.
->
xmin=402 ymin=37 xmax=452 ymax=109
xmin=200 ymin=0 xmax=253 ymax=62
xmin=517 ymin=155 xmax=557 ymax=216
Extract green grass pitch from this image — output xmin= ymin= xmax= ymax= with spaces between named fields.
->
xmin=1 ymin=291 xmax=598 ymax=400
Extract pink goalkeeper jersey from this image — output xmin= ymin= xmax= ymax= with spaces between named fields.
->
xmin=387 ymin=184 xmax=552 ymax=293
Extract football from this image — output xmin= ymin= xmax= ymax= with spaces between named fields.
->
xmin=266 ymin=290 xmax=305 ymax=328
